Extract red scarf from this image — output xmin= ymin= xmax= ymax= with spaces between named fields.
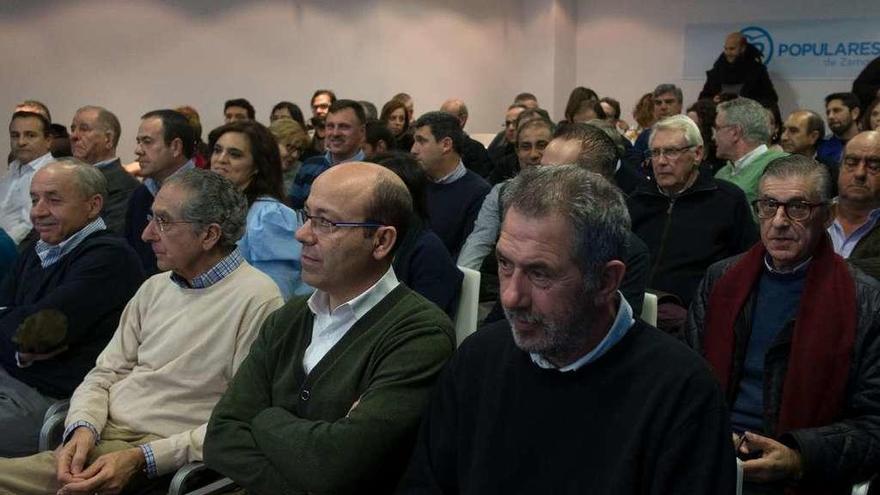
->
xmin=704 ymin=235 xmax=856 ymax=435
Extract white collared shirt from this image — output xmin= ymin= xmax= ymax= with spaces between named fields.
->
xmin=432 ymin=160 xmax=467 ymax=185
xmin=302 ymin=266 xmax=400 ymax=374
xmin=0 ymin=152 xmax=55 ymax=243
xmin=730 ymin=144 xmax=768 ymax=176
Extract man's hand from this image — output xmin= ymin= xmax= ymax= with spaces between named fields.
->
xmin=738 ymin=431 xmax=804 ymax=483
xmin=55 ymin=427 xmax=95 ymax=485
xmin=56 ymin=447 xmax=145 ymax=495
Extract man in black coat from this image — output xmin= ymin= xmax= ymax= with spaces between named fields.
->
xmin=699 ymin=32 xmax=778 ymax=106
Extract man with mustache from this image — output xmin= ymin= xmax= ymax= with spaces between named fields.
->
xmin=400 ymin=165 xmax=736 ymax=494
xmin=288 ymin=99 xmax=366 ymax=209
xmin=69 ymin=106 xmax=140 ymax=234
xmin=688 ymin=155 xmax=880 ymax=493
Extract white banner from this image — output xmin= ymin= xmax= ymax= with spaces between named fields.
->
xmin=684 ymin=19 xmax=880 ymax=80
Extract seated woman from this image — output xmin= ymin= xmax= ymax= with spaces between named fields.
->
xmin=269 ymin=117 xmax=309 ymax=198
xmin=370 ymin=152 xmax=462 ymax=317
xmin=380 ymin=98 xmax=414 ymax=152
xmin=209 ymin=121 xmax=309 ymax=299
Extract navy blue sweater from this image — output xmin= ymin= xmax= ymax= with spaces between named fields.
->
xmin=124 ymin=184 xmax=159 ymax=276
xmin=0 ymin=231 xmax=144 ymax=398
xmin=426 ymin=171 xmax=490 ymax=257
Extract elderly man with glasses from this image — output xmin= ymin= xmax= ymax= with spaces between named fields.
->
xmin=627 ymin=115 xmax=756 ymax=335
xmin=203 ymin=162 xmax=455 ymax=494
xmin=687 ymin=155 xmax=880 ymax=494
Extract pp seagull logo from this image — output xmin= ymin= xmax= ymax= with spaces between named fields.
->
xmin=740 ymin=26 xmax=774 ymax=65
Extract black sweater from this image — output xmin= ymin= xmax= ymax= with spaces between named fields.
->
xmin=0 ymin=231 xmax=144 ymax=397
xmin=426 ymin=170 xmax=490 ymax=257
xmin=399 ymin=319 xmax=737 ymax=495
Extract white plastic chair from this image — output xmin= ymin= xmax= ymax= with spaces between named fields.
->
xmin=641 ymin=292 xmax=658 ymax=327
xmin=454 ymin=266 xmax=481 ymax=347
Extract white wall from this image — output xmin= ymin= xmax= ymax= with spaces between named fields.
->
xmin=2 ymin=0 xmax=879 ymax=166
xmin=573 ymin=0 xmax=880 ymax=123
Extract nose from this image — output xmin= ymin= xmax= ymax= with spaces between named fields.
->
xmin=528 ymin=147 xmax=542 ymax=163
xmin=294 ymin=219 xmax=316 ymax=244
xmin=141 ymin=217 xmax=159 ymax=242
xmin=30 ymin=197 xmax=48 ymax=218
xmin=499 ymin=269 xmax=531 ymax=312
xmin=134 ymin=142 xmax=144 ymax=157
xmin=770 ymin=204 xmax=791 ymax=227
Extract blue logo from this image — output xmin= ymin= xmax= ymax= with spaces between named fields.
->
xmin=741 ymin=26 xmax=774 ymax=64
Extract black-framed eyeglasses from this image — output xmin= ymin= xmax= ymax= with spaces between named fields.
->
xmin=751 ymin=198 xmax=827 ymax=222
xmin=842 ymin=155 xmax=880 ymax=175
xmin=644 ymin=145 xmax=695 ymax=161
xmin=146 ymin=214 xmax=196 ymax=233
xmin=296 ymin=210 xmax=385 ymax=235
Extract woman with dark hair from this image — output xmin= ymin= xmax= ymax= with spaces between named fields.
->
xmin=563 ymin=86 xmax=600 ymax=123
xmin=209 ymin=121 xmax=307 ymax=299
xmin=380 ymin=99 xmax=413 ymax=151
xmin=863 ymin=97 xmax=880 ymax=131
xmin=686 ymin=99 xmax=725 ymax=173
xmin=270 ymin=101 xmax=306 ymax=128
xmin=370 ymin=151 xmax=462 ymax=317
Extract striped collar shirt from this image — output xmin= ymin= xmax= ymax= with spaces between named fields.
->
xmin=35 ymin=217 xmax=107 ymax=268
xmin=169 ymin=248 xmax=244 ymax=289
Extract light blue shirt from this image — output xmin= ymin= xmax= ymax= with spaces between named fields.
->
xmin=35 ymin=217 xmax=106 ymax=268
xmin=829 ymin=208 xmax=880 ymax=258
xmin=530 ymin=292 xmax=635 ymax=372
xmin=238 ymin=197 xmax=311 ymax=300
xmin=433 ymin=160 xmax=467 ymax=185
xmin=327 ymin=148 xmax=365 ymax=166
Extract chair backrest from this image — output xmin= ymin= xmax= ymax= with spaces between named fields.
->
xmin=454 ymin=266 xmax=481 ymax=347
xmin=641 ymin=292 xmax=658 ymax=327
xmin=39 ymin=399 xmax=70 ymax=451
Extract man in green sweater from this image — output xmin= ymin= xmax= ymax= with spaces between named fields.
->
xmin=204 ymin=162 xmax=455 ymax=494
xmin=714 ymin=97 xmax=788 ymax=215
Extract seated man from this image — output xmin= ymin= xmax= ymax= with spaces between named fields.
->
xmin=688 ymin=155 xmax=880 ymax=493
xmin=829 ymin=131 xmax=880 ymax=279
xmin=628 ymin=115 xmax=756 ymax=331
xmin=0 ymin=169 xmax=284 ymax=493
xmin=400 ymin=165 xmax=736 ymax=493
xmin=204 ymin=163 xmax=455 ymax=494
xmin=0 ymin=159 xmax=144 ymax=457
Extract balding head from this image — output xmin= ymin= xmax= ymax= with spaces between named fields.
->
xmin=724 ymin=32 xmax=746 ymax=62
xmin=297 ymin=162 xmax=413 ymax=306
xmin=839 ymin=131 xmax=880 ymax=207
xmin=30 ymin=159 xmax=106 ymax=245
xmin=440 ymin=98 xmax=468 ymax=128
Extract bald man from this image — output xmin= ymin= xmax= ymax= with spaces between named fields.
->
xmin=204 ymin=163 xmax=455 ymax=494
xmin=440 ymin=98 xmax=492 ymax=177
xmin=699 ymin=31 xmax=778 ymax=106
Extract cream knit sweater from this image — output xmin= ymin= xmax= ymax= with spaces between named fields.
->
xmin=66 ymin=262 xmax=284 ymax=475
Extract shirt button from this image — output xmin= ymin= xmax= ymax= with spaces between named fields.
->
xmin=300 ymin=389 xmax=310 ymax=401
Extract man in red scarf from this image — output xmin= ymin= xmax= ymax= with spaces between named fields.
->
xmin=688 ymin=154 xmax=880 ymax=494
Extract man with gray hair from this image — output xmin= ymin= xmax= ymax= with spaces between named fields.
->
xmin=401 ymin=165 xmax=736 ymax=493
xmin=70 ymin=105 xmax=140 ymax=234
xmin=714 ymin=97 xmax=788 ymax=209
xmin=631 ymin=83 xmax=685 ymax=166
xmin=627 ymin=115 xmax=756 ymax=333
xmin=0 ymin=169 xmax=284 ymax=494
xmin=0 ymin=159 xmax=144 ymax=458
xmin=688 ymin=156 xmax=880 ymax=493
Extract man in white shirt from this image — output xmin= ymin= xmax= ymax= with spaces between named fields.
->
xmin=1 ymin=111 xmax=55 ymax=243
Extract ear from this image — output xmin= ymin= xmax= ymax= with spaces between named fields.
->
xmin=86 ymin=193 xmax=104 ymax=220
xmin=595 ymin=260 xmax=626 ymax=305
xmin=199 ymin=223 xmax=223 ymax=251
xmin=808 ymin=130 xmax=820 ymax=145
xmin=440 ymin=136 xmax=454 ymax=154
xmin=377 ymin=140 xmax=388 ymax=154
xmin=371 ymin=226 xmax=397 ymax=261
xmin=693 ymin=144 xmax=704 ymax=163
xmin=170 ymin=137 xmax=185 ymax=158
xmin=852 ymin=107 xmax=861 ymax=122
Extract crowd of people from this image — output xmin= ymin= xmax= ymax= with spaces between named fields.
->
xmin=0 ymin=32 xmax=879 ymax=494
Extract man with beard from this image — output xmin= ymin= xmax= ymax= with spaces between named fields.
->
xmin=399 ymin=165 xmax=736 ymax=494
xmin=818 ymin=92 xmax=862 ymax=165
xmin=699 ymin=31 xmax=779 ymax=106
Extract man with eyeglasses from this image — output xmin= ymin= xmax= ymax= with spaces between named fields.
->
xmin=204 ymin=162 xmax=454 ymax=493
xmin=688 ymin=155 xmax=880 ymax=494
xmin=486 ymin=103 xmax=527 ymax=172
xmin=627 ymin=115 xmax=756 ymax=335
xmin=714 ymin=98 xmax=788 ymax=212
xmin=0 ymin=159 xmax=143 ymax=459
xmin=829 ymin=131 xmax=880 ymax=279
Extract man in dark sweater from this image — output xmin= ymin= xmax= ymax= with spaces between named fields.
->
xmin=688 ymin=155 xmax=880 ymax=494
xmin=0 ymin=159 xmax=144 ymax=457
xmin=124 ymin=109 xmax=195 ymax=276
xmin=400 ymin=165 xmax=736 ymax=494
xmin=205 ymin=163 xmax=455 ymax=494
xmin=412 ymin=111 xmax=490 ymax=257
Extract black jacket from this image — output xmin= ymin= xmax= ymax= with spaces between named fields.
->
xmin=687 ymin=256 xmax=880 ymax=489
xmin=699 ymin=44 xmax=778 ymax=106
xmin=627 ymin=170 xmax=757 ymax=306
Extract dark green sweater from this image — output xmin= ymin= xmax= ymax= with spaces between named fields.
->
xmin=204 ymin=284 xmax=455 ymax=494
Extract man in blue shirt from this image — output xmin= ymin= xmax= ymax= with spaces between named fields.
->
xmin=288 ymin=99 xmax=366 ymax=209
xmin=817 ymin=92 xmax=862 ymax=165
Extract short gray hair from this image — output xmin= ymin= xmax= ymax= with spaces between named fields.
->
xmin=163 ymin=169 xmax=248 ymax=251
xmin=50 ymin=157 xmax=108 ymax=204
xmin=651 ymin=114 xmax=704 ymax=147
xmin=718 ymin=97 xmax=771 ymax=145
xmin=760 ymin=154 xmax=832 ymax=204
xmin=653 ymin=83 xmax=683 ymax=103
xmin=76 ymin=105 xmax=122 ymax=148
xmin=501 ymin=165 xmax=630 ymax=291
